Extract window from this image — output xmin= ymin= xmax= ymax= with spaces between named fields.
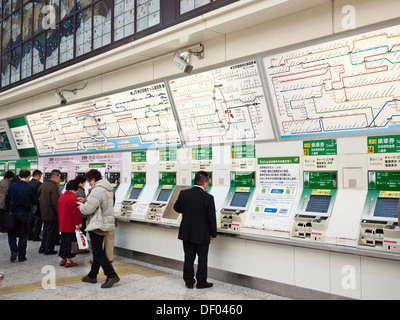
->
xmin=0 ymin=0 xmax=238 ymax=91
xmin=180 ymin=0 xmax=210 ymax=15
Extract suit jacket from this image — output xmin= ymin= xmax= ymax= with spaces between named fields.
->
xmin=174 ymin=186 xmax=217 ymax=245
xmin=39 ymin=179 xmax=61 ymax=221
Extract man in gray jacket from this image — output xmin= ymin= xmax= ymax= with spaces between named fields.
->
xmin=79 ymin=169 xmax=119 ymax=289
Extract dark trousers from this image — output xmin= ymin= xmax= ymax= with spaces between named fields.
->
xmin=40 ymin=220 xmax=58 ymax=252
xmin=8 ymin=216 xmax=28 ymax=261
xmin=182 ymin=241 xmax=209 ymax=286
xmin=28 ymin=215 xmax=42 ymax=240
xmin=88 ymin=231 xmax=117 ymax=279
xmin=59 ymin=232 xmax=75 ymax=259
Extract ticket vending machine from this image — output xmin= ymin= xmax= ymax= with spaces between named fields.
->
xmin=357 ymin=171 xmax=400 ymax=253
xmin=146 ymin=172 xmax=177 ymax=222
xmin=218 ymin=172 xmax=256 ymax=234
xmin=106 ymin=172 xmax=120 ymax=193
xmin=118 ymin=172 xmax=146 ymax=218
xmin=292 ymin=171 xmax=338 ymax=242
xmin=59 ymin=172 xmax=68 ymax=193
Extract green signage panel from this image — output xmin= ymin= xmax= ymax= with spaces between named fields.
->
xmin=231 ymin=144 xmax=256 ymax=159
xmin=131 ymin=151 xmax=146 ymax=162
xmin=159 ymin=172 xmax=176 ymax=185
xmin=258 ymin=157 xmax=300 ymax=165
xmin=159 ymin=149 xmax=177 ymax=161
xmin=230 ymin=172 xmax=255 ymax=188
xmin=304 ymin=171 xmax=337 ymax=189
xmin=368 ymin=135 xmax=400 ymax=154
xmin=368 ymin=171 xmax=400 ymax=191
xmin=303 ymin=139 xmax=337 ymax=156
xmin=192 ymin=147 xmax=212 ymax=160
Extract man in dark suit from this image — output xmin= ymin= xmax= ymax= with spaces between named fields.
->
xmin=173 ymin=171 xmax=217 ymax=289
xmin=28 ymin=170 xmax=43 ymax=241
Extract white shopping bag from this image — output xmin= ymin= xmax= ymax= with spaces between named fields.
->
xmin=75 ymin=230 xmax=89 ymax=250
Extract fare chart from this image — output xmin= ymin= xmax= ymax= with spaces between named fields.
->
xmin=169 ymin=60 xmax=275 ymax=145
xmin=27 ymin=83 xmax=181 ymax=156
xmin=264 ymin=25 xmax=400 ymax=138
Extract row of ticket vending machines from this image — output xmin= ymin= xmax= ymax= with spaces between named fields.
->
xmin=109 ymin=167 xmax=400 ymax=255
xmin=38 ymin=156 xmax=398 ymax=255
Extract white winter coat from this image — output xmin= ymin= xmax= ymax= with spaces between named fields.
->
xmin=79 ymin=179 xmax=115 ymax=232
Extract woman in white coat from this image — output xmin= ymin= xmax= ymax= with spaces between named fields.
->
xmin=79 ymin=169 xmax=119 ymax=289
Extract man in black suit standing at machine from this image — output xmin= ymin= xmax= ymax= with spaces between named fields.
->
xmin=174 ymin=171 xmax=217 ymax=289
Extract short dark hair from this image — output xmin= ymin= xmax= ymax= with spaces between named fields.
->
xmin=19 ymin=169 xmax=31 ymax=179
xmin=74 ymin=175 xmax=86 ymax=184
xmin=32 ymin=170 xmax=42 ymax=177
xmin=194 ymin=171 xmax=209 ymax=186
xmin=4 ymin=170 xmax=14 ymax=179
xmin=50 ymin=169 xmax=61 ymax=178
xmin=66 ymin=180 xmax=78 ymax=191
xmin=84 ymin=169 xmax=102 ymax=182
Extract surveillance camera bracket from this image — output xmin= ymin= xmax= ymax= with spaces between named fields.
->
xmin=188 ymin=44 xmax=204 ymax=60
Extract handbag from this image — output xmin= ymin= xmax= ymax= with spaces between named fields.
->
xmin=1 ymin=187 xmax=15 ymax=232
xmin=71 ymin=240 xmax=79 ymax=254
xmin=75 ymin=230 xmax=89 ymax=250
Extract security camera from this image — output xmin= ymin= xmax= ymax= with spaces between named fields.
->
xmin=55 ymin=90 xmax=67 ymax=105
xmin=173 ymin=52 xmax=193 ymax=74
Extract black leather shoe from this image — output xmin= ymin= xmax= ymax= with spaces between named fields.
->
xmin=186 ymin=283 xmax=194 ymax=289
xmin=44 ymin=250 xmax=58 ymax=255
xmin=196 ymin=281 xmax=213 ymax=289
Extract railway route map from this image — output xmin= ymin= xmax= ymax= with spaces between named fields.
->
xmin=27 ymin=82 xmax=181 ymax=156
xmin=264 ymin=25 xmax=400 ymax=138
xmin=169 ymin=60 xmax=275 ymax=145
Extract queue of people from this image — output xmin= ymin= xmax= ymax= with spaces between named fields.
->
xmin=0 ymin=168 xmax=119 ymax=289
xmin=0 ymin=169 xmax=218 ymax=291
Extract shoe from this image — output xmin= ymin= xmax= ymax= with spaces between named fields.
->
xmin=196 ymin=281 xmax=213 ymax=289
xmin=101 ymin=275 xmax=120 ymax=288
xmin=32 ymin=237 xmax=42 ymax=242
xmin=65 ymin=261 xmax=78 ymax=268
xmin=10 ymin=252 xmax=17 ymax=262
xmin=38 ymin=248 xmax=44 ymax=254
xmin=186 ymin=283 xmax=194 ymax=289
xmin=60 ymin=260 xmax=66 ymax=266
xmin=82 ymin=275 xmax=97 ymax=284
xmin=18 ymin=257 xmax=27 ymax=262
xmin=44 ymin=250 xmax=58 ymax=255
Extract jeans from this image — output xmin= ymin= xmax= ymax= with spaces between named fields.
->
xmin=88 ymin=231 xmax=117 ymax=279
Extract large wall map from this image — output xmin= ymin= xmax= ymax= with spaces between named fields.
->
xmin=169 ymin=60 xmax=275 ymax=145
xmin=27 ymin=83 xmax=181 ymax=156
xmin=264 ymin=25 xmax=400 ymax=138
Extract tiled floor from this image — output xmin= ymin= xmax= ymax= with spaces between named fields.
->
xmin=0 ymin=233 xmax=289 ymax=300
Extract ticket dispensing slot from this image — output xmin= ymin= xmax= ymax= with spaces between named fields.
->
xmin=358 ymin=171 xmax=400 ymax=253
xmin=118 ymin=172 xmax=145 ymax=218
xmin=292 ymin=172 xmax=337 ymax=242
xmin=219 ymin=172 xmax=255 ymax=234
xmin=146 ymin=172 xmax=176 ymax=222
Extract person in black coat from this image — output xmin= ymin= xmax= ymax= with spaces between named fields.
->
xmin=173 ymin=171 xmax=217 ymax=289
xmin=28 ymin=170 xmax=42 ymax=241
xmin=5 ymin=170 xmax=38 ymax=262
